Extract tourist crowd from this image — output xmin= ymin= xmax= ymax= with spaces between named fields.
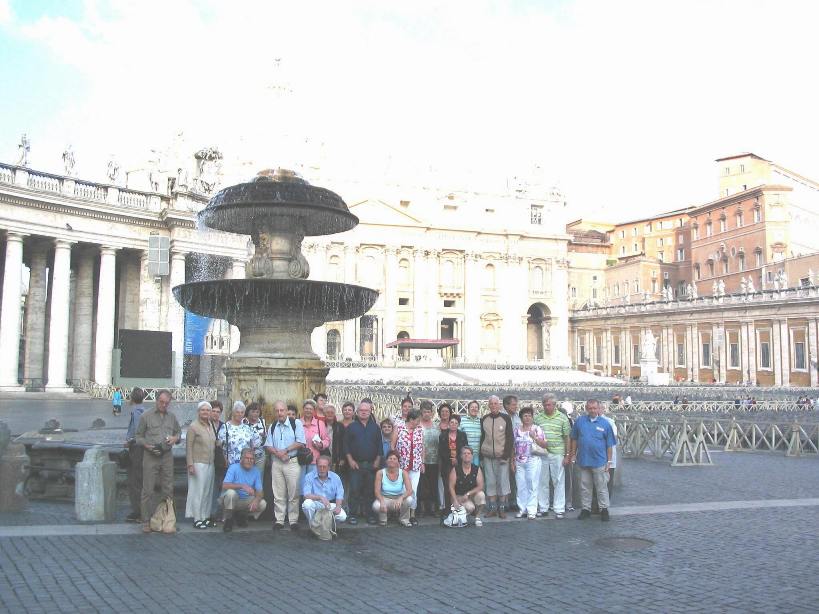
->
xmin=126 ymin=390 xmax=616 ymax=536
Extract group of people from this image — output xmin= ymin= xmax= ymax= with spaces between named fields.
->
xmin=125 ymin=389 xmax=617 ymax=536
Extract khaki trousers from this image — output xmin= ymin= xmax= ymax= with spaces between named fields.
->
xmin=271 ymin=456 xmax=301 ymax=525
xmin=372 ymin=495 xmax=414 ymax=524
xmin=579 ymin=465 xmax=610 ymax=511
xmin=220 ymin=489 xmax=267 ymax=520
xmin=141 ymin=449 xmax=174 ymax=521
xmin=459 ymin=491 xmax=486 ymax=514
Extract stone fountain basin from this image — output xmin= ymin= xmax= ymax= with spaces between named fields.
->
xmin=199 ymin=180 xmax=359 ymax=236
xmin=173 ymin=279 xmax=379 ymax=325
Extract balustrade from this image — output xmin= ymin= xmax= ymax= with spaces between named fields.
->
xmin=74 ymin=181 xmax=107 ymax=202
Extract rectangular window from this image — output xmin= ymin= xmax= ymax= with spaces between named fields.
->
xmin=613 ymin=344 xmax=620 ymax=365
xmin=579 ymin=343 xmax=586 ymax=364
xmin=678 ymin=234 xmax=684 ymax=244
xmin=398 ymin=297 xmax=409 ymax=306
xmin=657 ymin=238 xmax=663 ymax=247
xmin=794 ymin=341 xmax=806 ymax=370
xmin=720 ymin=219 xmax=726 ymax=232
xmin=676 ymin=343 xmax=685 ymax=367
xmin=632 ymin=227 xmax=637 ymax=236
xmin=633 ymin=344 xmax=640 ymax=364
xmin=740 ymin=164 xmax=745 ymax=173
xmin=677 ymin=248 xmax=685 ymax=261
xmin=530 ymin=205 xmax=543 ymax=225
xmin=754 ymin=208 xmax=761 ymax=223
xmin=620 ymin=230 xmax=625 ymax=238
xmin=693 ymin=227 xmax=699 ymax=240
xmin=645 ymin=223 xmax=652 ymax=233
xmin=724 ymin=167 xmax=730 ymax=176
xmin=571 ymin=287 xmax=577 ymax=298
xmin=736 ymin=213 xmax=743 ymax=228
xmin=760 ymin=342 xmax=771 ymax=369
xmin=658 ymin=251 xmax=664 ymax=262
xmin=595 ymin=342 xmax=603 ymax=365
xmin=729 ymin=343 xmax=739 ymax=368
xmin=620 ymin=245 xmax=626 ymax=255
xmin=706 ymin=224 xmax=712 ymax=237
xmin=443 ymin=299 xmax=455 ymax=308
xmin=633 ymin=243 xmax=638 ymax=253
xmin=756 ymin=252 xmax=762 ymax=267
xmin=701 ymin=342 xmax=711 ymax=367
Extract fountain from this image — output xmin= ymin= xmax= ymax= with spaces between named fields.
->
xmin=173 ymin=169 xmax=379 ymax=416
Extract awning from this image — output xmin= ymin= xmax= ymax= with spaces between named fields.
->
xmin=385 ymin=338 xmax=460 ymax=349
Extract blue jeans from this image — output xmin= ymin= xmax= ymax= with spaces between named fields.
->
xmin=348 ymin=460 xmax=376 ymax=518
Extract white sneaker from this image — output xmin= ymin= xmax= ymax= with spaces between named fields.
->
xmin=474 ymin=517 xmax=483 ymax=527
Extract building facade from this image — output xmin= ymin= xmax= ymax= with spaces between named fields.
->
xmin=0 ymin=163 xmax=246 ymax=391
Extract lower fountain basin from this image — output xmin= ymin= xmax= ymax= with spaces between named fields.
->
xmin=172 ymin=279 xmax=379 ymax=326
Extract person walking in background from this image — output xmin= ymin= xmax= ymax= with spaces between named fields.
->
xmin=569 ymin=399 xmax=616 ymax=522
xmin=124 ymin=387 xmax=147 ymax=523
xmin=186 ymin=401 xmax=216 ymax=529
xmin=112 ymin=387 xmax=123 ymax=416
xmin=534 ymin=393 xmax=571 ymax=519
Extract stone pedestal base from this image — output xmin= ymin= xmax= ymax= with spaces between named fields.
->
xmin=639 ymin=359 xmax=658 ymax=383
xmin=0 ymin=442 xmax=29 ymax=512
xmin=75 ymin=446 xmax=117 ymax=522
xmin=224 ymin=356 xmax=330 ymax=423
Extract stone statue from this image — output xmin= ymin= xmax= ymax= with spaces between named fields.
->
xmin=746 ymin=277 xmax=755 ymax=293
xmin=691 ymin=284 xmax=698 ymax=299
xmin=809 ymin=269 xmax=815 ymax=287
xmin=177 ymin=167 xmax=190 ymax=191
xmin=193 ymin=147 xmax=223 ymax=195
xmin=717 ymin=279 xmax=726 ymax=296
xmin=778 ymin=270 xmax=788 ymax=289
xmin=712 ymin=280 xmax=718 ymax=297
xmin=106 ymin=156 xmax=120 ymax=183
xmin=739 ymin=276 xmax=747 ymax=294
xmin=624 ymin=294 xmax=630 ymax=305
xmin=543 ymin=326 xmax=550 ymax=351
xmin=16 ymin=133 xmax=30 ymax=167
xmin=641 ymin=330 xmax=657 ymax=361
xmin=686 ymin=283 xmax=694 ymax=299
xmin=62 ymin=145 xmax=75 ymax=176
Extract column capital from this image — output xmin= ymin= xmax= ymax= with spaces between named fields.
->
xmin=53 ymin=238 xmax=75 ymax=250
xmin=3 ymin=231 xmax=28 ymax=243
xmin=99 ymin=245 xmax=119 ymax=256
xmin=171 ymin=250 xmax=189 ymax=261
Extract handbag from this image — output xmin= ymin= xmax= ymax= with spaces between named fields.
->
xmin=528 ymin=427 xmax=550 ymax=457
xmin=443 ymin=505 xmax=468 ymax=528
xmin=149 ymin=496 xmax=177 ymax=534
xmin=290 ymin=417 xmax=314 ymax=466
xmin=214 ymin=422 xmax=227 ymax=471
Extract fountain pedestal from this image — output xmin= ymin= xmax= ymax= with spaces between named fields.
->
xmin=225 ymin=356 xmax=329 ymax=421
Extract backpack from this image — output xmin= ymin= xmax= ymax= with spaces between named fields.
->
xmin=443 ymin=505 xmax=468 ymax=528
xmin=309 ymin=505 xmax=337 ymax=541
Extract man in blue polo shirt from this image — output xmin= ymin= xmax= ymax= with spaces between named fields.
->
xmin=220 ymin=448 xmax=267 ymax=532
xmin=569 ymin=399 xmax=616 ymax=521
xmin=302 ymin=454 xmax=346 ymax=525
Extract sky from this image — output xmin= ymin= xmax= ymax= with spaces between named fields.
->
xmin=1 ymin=0 xmax=818 ymax=221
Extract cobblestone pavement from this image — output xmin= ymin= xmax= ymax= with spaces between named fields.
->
xmin=1 ymin=453 xmax=819 ymax=612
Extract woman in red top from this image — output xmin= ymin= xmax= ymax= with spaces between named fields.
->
xmin=390 ymin=409 xmax=424 ymax=525
xmin=438 ymin=414 xmax=467 ymax=516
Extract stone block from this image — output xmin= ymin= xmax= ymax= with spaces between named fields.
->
xmin=75 ymin=446 xmax=117 ymax=522
xmin=0 ymin=435 xmax=29 ymax=512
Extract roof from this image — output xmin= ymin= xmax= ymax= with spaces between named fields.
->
xmin=714 ymin=152 xmax=769 ymax=163
xmin=385 ymin=338 xmax=460 ymax=349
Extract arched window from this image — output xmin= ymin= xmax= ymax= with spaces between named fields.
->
xmin=441 ymin=259 xmax=455 ymax=287
xmin=483 ymin=263 xmax=496 ymax=289
xmin=326 ymin=329 xmax=341 ymax=358
xmin=694 ymin=264 xmax=701 ymax=280
xmin=482 ymin=323 xmax=497 ymax=349
xmin=531 ymin=265 xmax=544 ymax=291
xmin=738 ymin=253 xmax=745 ymax=272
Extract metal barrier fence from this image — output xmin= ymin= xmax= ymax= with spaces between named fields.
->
xmin=614 ymin=415 xmax=819 ymax=458
xmin=77 ymin=380 xmax=217 ymax=402
xmin=325 ymin=387 xmax=818 ymax=418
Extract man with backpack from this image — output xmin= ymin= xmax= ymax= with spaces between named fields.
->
xmin=264 ymin=400 xmax=306 ymax=531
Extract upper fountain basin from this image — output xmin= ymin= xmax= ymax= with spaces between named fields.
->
xmin=199 ymin=171 xmax=358 ymax=236
xmin=173 ymin=278 xmax=379 ymax=326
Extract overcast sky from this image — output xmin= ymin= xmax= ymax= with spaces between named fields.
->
xmin=1 ymin=0 xmax=817 ymax=221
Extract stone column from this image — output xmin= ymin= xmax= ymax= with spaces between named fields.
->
xmin=138 ymin=250 xmax=162 ymax=331
xmin=23 ymin=243 xmax=47 ymax=385
xmin=71 ymin=248 xmax=95 ymax=383
xmin=690 ymin=323 xmax=700 ymax=382
xmin=91 ymin=247 xmax=117 ymax=385
xmin=0 ymin=233 xmax=26 ymax=390
xmin=382 ymin=247 xmax=399 ymax=356
xmin=808 ymin=318 xmax=818 ymax=387
xmin=549 ymin=258 xmax=570 ymax=367
xmin=412 ymin=248 xmax=426 ymax=339
xmin=426 ymin=249 xmax=440 ymax=341
xmin=46 ymin=239 xmax=74 ymax=391
xmin=739 ymin=321 xmax=750 ymax=382
xmin=603 ymin=328 xmax=612 ymax=375
xmin=463 ymin=252 xmax=481 ymax=361
xmin=500 ymin=254 xmax=523 ymax=362
xmin=771 ymin=323 xmax=782 ymax=386
xmin=168 ymin=251 xmax=187 ymax=386
xmin=747 ymin=321 xmax=757 ymax=384
xmin=779 ymin=320 xmax=791 ymax=387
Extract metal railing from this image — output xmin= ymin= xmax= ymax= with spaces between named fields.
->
xmin=76 ymin=380 xmax=217 ymax=402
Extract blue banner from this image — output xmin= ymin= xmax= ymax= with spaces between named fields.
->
xmin=184 ymin=311 xmax=211 ymax=355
